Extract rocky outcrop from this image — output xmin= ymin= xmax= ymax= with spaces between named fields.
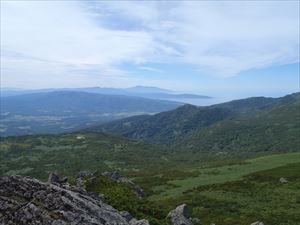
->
xmin=102 ymin=171 xmax=144 ymax=198
xmin=167 ymin=204 xmax=194 ymax=225
xmin=129 ymin=218 xmax=150 ymax=225
xmin=0 ymin=174 xmax=267 ymax=225
xmin=0 ymin=175 xmax=140 ymax=225
xmin=48 ymin=172 xmax=68 ymax=185
xmin=119 ymin=211 xmax=133 ymax=222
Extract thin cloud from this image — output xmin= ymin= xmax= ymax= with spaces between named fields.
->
xmin=1 ymin=1 xmax=299 ymax=88
xmin=139 ymin=67 xmax=163 ymax=73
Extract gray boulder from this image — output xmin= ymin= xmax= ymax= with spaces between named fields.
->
xmin=48 ymin=172 xmax=68 ymax=185
xmin=76 ymin=170 xmax=91 ymax=178
xmin=167 ymin=204 xmax=194 ymax=225
xmin=102 ymin=171 xmax=123 ymax=181
xmin=129 ymin=218 xmax=150 ymax=225
xmin=75 ymin=171 xmax=97 ymax=190
xmin=120 ymin=211 xmax=133 ymax=222
xmin=75 ymin=177 xmax=85 ymax=189
xmin=0 ymin=175 xmax=131 ymax=225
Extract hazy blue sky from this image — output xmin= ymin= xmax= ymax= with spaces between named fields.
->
xmin=1 ymin=1 xmax=299 ymax=97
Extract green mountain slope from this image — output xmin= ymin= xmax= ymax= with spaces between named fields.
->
xmin=91 ymin=93 xmax=299 ymax=145
xmin=0 ymin=132 xmax=168 ymax=180
xmin=91 ymin=105 xmax=233 ymax=144
xmin=175 ymin=92 xmax=300 ymax=157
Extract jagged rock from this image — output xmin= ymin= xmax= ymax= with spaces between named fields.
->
xmin=75 ymin=171 xmax=97 ymax=190
xmin=102 ymin=171 xmax=122 ymax=180
xmin=75 ymin=177 xmax=85 ymax=189
xmin=250 ymin=222 xmax=264 ymax=225
xmin=48 ymin=173 xmax=68 ymax=185
xmin=129 ymin=218 xmax=150 ymax=225
xmin=279 ymin=177 xmax=288 ymax=183
xmin=102 ymin=171 xmax=145 ymax=198
xmin=76 ymin=170 xmax=91 ymax=178
xmin=120 ymin=211 xmax=133 ymax=222
xmin=167 ymin=204 xmax=194 ymax=225
xmin=0 ymin=175 xmax=133 ymax=225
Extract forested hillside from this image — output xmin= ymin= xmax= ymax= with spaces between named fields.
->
xmin=91 ymin=93 xmax=300 ymax=150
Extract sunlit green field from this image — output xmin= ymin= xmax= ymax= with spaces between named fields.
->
xmin=85 ymin=156 xmax=300 ymax=225
xmin=149 ymin=153 xmax=300 ymax=199
xmin=156 ymin=162 xmax=300 ymax=225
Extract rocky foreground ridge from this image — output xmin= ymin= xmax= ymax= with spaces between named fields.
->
xmin=0 ymin=175 xmax=264 ymax=225
xmin=0 ymin=175 xmax=191 ymax=225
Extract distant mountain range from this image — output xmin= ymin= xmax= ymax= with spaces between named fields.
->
xmin=1 ymin=86 xmax=211 ymax=100
xmin=0 ymin=91 xmax=182 ymax=136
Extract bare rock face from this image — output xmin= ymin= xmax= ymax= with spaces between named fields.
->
xmin=0 ymin=175 xmax=132 ymax=225
xmin=129 ymin=218 xmax=150 ymax=225
xmin=120 ymin=211 xmax=133 ymax=222
xmin=102 ymin=171 xmax=145 ymax=198
xmin=48 ymin=172 xmax=68 ymax=185
xmin=167 ymin=204 xmax=194 ymax=225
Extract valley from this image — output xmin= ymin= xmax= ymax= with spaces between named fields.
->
xmin=0 ymin=92 xmax=299 ymax=225
xmin=0 ymin=91 xmax=182 ymax=136
xmin=2 ymin=1 xmax=299 ymax=224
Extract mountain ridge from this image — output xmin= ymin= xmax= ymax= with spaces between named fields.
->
xmin=89 ymin=92 xmax=300 ymax=146
xmin=1 ymin=86 xmax=211 ymax=100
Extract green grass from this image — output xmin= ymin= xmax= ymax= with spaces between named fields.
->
xmin=153 ymin=162 xmax=300 ymax=225
xmin=0 ymin=133 xmax=169 ymax=180
xmin=83 ymin=161 xmax=300 ymax=225
xmin=149 ymin=153 xmax=300 ymax=199
xmin=85 ymin=174 xmax=169 ymax=225
xmin=1 ymin=130 xmax=299 ymax=224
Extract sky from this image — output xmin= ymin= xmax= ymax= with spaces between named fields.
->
xmin=1 ymin=0 xmax=299 ymax=98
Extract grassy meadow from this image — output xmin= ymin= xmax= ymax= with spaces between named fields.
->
xmin=147 ymin=153 xmax=300 ymax=199
xmin=1 ymin=133 xmax=299 ymax=225
xmin=85 ymin=153 xmax=300 ymax=225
